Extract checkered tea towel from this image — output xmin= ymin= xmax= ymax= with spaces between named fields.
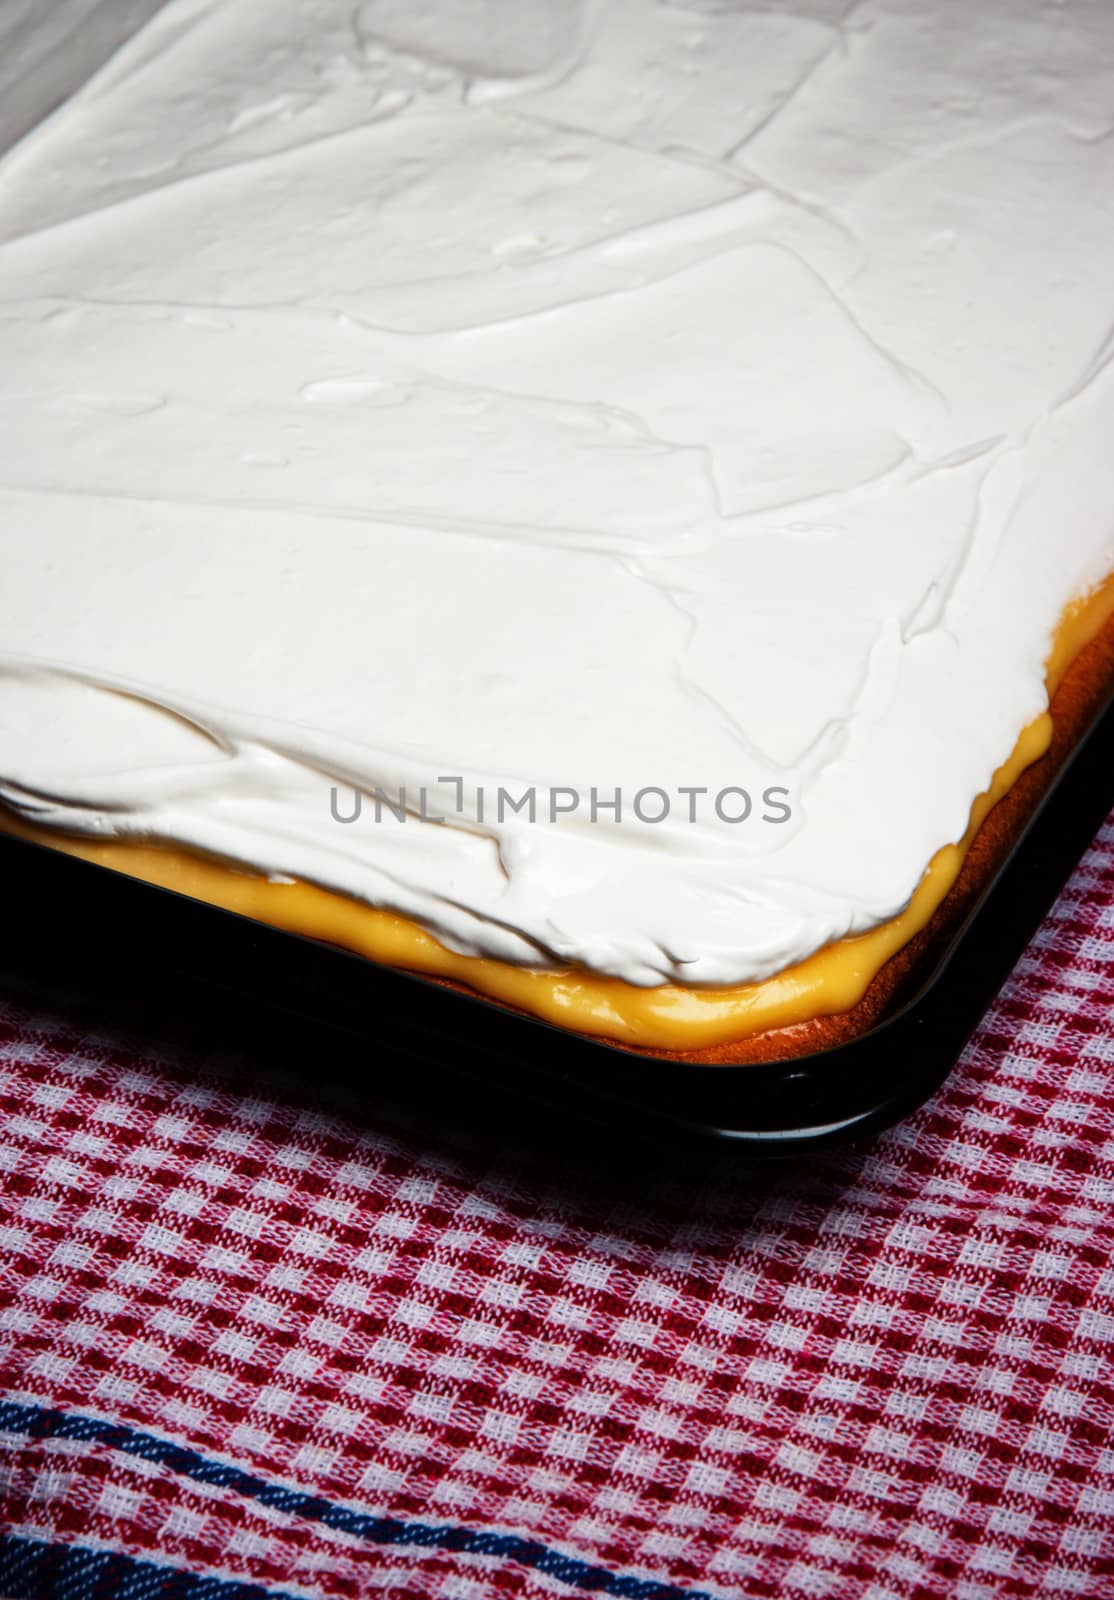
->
xmin=1 ymin=815 xmax=1113 ymax=1600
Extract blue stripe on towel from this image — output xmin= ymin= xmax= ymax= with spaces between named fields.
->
xmin=0 ymin=1533 xmax=302 ymax=1599
xmin=0 ymin=1401 xmax=726 ymax=1600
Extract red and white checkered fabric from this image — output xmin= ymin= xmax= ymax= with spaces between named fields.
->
xmin=1 ymin=815 xmax=1113 ymax=1600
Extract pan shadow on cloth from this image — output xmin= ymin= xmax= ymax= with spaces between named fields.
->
xmin=0 ymin=931 xmax=898 ymax=1250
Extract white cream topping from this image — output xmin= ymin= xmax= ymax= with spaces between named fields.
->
xmin=1 ymin=0 xmax=1113 ymax=986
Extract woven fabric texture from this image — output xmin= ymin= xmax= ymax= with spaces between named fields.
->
xmin=1 ymin=815 xmax=1113 ymax=1600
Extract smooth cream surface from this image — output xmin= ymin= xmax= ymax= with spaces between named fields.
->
xmin=1 ymin=0 xmax=1113 ymax=986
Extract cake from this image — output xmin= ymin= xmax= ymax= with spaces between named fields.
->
xmin=1 ymin=0 xmax=1113 ymax=1059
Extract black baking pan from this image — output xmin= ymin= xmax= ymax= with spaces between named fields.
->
xmin=1 ymin=682 xmax=1111 ymax=1159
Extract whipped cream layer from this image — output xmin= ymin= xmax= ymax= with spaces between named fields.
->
xmin=1 ymin=0 xmax=1113 ymax=988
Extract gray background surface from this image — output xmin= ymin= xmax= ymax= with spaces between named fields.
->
xmin=0 ymin=0 xmax=165 ymax=155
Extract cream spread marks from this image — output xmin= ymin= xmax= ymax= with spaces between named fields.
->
xmin=1 ymin=0 xmax=1113 ymax=986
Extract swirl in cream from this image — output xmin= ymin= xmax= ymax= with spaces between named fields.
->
xmin=1 ymin=0 xmax=1113 ymax=987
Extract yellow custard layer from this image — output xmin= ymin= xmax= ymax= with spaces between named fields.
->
xmin=4 ymin=575 xmax=1113 ymax=1051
